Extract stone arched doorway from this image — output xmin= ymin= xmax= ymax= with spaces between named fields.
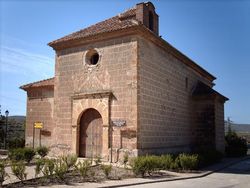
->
xmin=79 ymin=108 xmax=103 ymax=158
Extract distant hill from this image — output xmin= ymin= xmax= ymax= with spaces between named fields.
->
xmin=9 ymin=116 xmax=26 ymax=123
xmin=225 ymin=122 xmax=250 ymax=133
xmin=225 ymin=122 xmax=250 ymax=143
xmin=0 ymin=115 xmax=25 ymax=146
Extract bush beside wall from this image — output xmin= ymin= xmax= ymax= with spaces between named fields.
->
xmin=225 ymin=131 xmax=248 ymax=157
xmin=178 ymin=153 xmax=199 ymax=170
xmin=131 ymin=153 xmax=201 ymax=177
xmin=130 ymin=150 xmax=223 ymax=177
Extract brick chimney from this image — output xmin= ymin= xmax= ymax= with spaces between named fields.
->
xmin=136 ymin=2 xmax=159 ymax=36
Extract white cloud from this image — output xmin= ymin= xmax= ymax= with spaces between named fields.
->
xmin=0 ymin=46 xmax=54 ymax=78
xmin=0 ymin=38 xmax=55 ymax=115
xmin=1 ymin=35 xmax=44 ymax=50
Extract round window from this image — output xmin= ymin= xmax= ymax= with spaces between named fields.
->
xmin=85 ymin=49 xmax=100 ymax=66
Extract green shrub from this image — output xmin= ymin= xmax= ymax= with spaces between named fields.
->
xmin=198 ymin=149 xmax=223 ymax=167
xmin=131 ymin=152 xmax=223 ymax=176
xmin=178 ymin=153 xmax=199 ymax=170
xmin=0 ymin=160 xmax=9 ymax=186
xmin=42 ymin=159 xmax=55 ymax=178
xmin=159 ymin=154 xmax=174 ymax=170
xmin=8 ymin=148 xmax=25 ymax=161
xmin=225 ymin=131 xmax=248 ymax=157
xmin=8 ymin=138 xmax=25 ymax=149
xmin=11 ymin=161 xmax=27 ymax=183
xmin=75 ymin=160 xmax=92 ymax=180
xmin=170 ymin=156 xmax=181 ymax=170
xmin=23 ymin=148 xmax=36 ymax=163
xmin=131 ymin=157 xmax=146 ymax=177
xmin=8 ymin=148 xmax=35 ymax=163
xmin=94 ymin=155 xmax=102 ymax=166
xmin=36 ymin=146 xmax=49 ymax=158
xmin=35 ymin=159 xmax=45 ymax=177
xmin=54 ymin=158 xmax=68 ymax=180
xmin=123 ymin=152 xmax=129 ymax=166
xmin=89 ymin=169 xmax=96 ymax=181
xmin=147 ymin=155 xmax=161 ymax=174
xmin=0 ymin=130 xmax=4 ymax=143
xmin=131 ymin=155 xmax=161 ymax=177
xmin=101 ymin=164 xmax=112 ymax=179
xmin=61 ymin=154 xmax=77 ymax=170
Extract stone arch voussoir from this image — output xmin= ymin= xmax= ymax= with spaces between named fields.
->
xmin=73 ymin=99 xmax=108 ymax=127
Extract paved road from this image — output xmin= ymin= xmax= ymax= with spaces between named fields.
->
xmin=130 ymin=158 xmax=250 ymax=188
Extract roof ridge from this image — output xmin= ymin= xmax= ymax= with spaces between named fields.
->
xmin=48 ymin=7 xmax=137 ymax=47
xmin=118 ymin=7 xmax=136 ymax=19
xmin=64 ymin=15 xmax=118 ymax=39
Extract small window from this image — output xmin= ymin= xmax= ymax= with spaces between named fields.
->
xmin=185 ymin=77 xmax=189 ymax=90
xmin=149 ymin=11 xmax=154 ymax=31
xmin=85 ymin=49 xmax=100 ymax=66
xmin=90 ymin=53 xmax=99 ymax=65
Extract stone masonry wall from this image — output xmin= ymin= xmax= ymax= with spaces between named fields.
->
xmin=215 ymin=99 xmax=225 ymax=153
xmin=192 ymin=98 xmax=216 ymax=150
xmin=26 ymin=87 xmax=54 ymax=147
xmin=137 ymin=36 xmax=213 ymax=154
xmin=53 ymin=36 xmax=138 ymax=157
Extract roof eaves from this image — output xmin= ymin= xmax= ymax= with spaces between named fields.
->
xmin=192 ymin=81 xmax=229 ymax=101
xmin=48 ymin=24 xmax=141 ymax=50
xmin=20 ymin=77 xmax=54 ymax=91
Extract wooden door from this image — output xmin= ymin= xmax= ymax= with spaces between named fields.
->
xmin=79 ymin=109 xmax=103 ymax=158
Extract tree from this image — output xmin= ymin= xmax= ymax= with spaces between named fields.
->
xmin=0 ymin=106 xmax=5 ymax=145
xmin=227 ymin=117 xmax=233 ymax=134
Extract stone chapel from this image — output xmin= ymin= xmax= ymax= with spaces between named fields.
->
xmin=21 ymin=2 xmax=228 ymax=161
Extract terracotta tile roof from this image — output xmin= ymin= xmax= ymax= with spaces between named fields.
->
xmin=119 ymin=8 xmax=136 ymax=20
xmin=46 ymin=3 xmax=216 ymax=82
xmin=20 ymin=77 xmax=54 ymax=90
xmin=48 ymin=8 xmax=138 ymax=47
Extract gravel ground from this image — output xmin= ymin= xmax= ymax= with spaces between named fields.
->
xmin=3 ymin=165 xmax=135 ymax=188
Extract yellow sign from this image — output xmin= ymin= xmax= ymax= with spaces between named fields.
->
xmin=34 ymin=122 xmax=43 ymax=129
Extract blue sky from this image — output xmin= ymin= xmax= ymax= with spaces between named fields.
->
xmin=0 ymin=0 xmax=249 ymax=123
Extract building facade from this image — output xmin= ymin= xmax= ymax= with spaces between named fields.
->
xmin=21 ymin=2 xmax=228 ymax=161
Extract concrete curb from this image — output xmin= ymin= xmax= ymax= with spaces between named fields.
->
xmin=100 ymin=156 xmax=250 ymax=188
